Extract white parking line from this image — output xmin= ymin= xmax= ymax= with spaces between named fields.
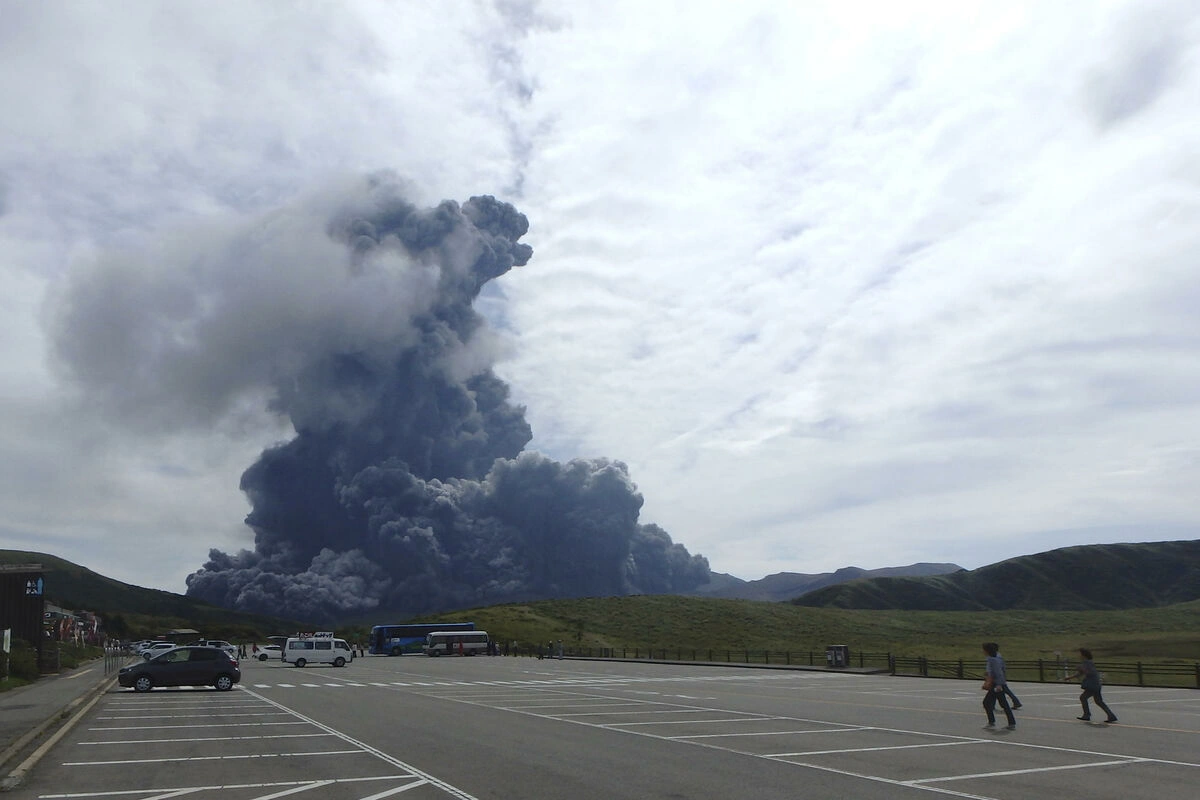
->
xmin=767 ymin=740 xmax=983 ymax=758
xmin=79 ymin=733 xmax=333 ymax=745
xmin=909 ymin=758 xmax=1149 ymax=784
xmin=89 ymin=722 xmax=309 ymax=731
xmin=63 ymin=750 xmax=365 ymax=766
xmin=95 ymin=712 xmax=289 ymax=720
xmin=608 ymin=716 xmax=787 ymax=726
xmin=672 ymin=727 xmax=867 ymax=740
xmin=36 ymin=774 xmax=419 ymax=799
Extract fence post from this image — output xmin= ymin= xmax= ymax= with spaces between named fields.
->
xmin=888 ymin=653 xmax=895 ymax=674
xmin=1137 ymin=662 xmax=1143 ymax=686
xmin=1038 ymin=659 xmax=1044 ymax=682
xmin=956 ymin=659 xmax=963 ymax=678
xmin=809 ymin=650 xmax=814 ymax=666
xmin=786 ymin=651 xmax=790 ymax=665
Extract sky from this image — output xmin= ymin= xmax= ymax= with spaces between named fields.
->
xmin=1 ymin=0 xmax=1198 ymax=597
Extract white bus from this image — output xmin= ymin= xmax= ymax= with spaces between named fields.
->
xmin=423 ymin=630 xmax=490 ymax=656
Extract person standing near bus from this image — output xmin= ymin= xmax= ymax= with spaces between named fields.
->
xmin=981 ymin=642 xmax=1016 ymax=729
xmin=1064 ymin=648 xmax=1117 ymax=723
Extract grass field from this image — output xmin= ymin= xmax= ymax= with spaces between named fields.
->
xmin=424 ymin=595 xmax=1200 ymax=664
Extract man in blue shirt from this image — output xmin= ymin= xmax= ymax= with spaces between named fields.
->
xmin=982 ymin=642 xmax=1016 ymax=729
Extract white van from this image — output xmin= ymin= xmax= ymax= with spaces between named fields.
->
xmin=422 ymin=630 xmax=490 ymax=656
xmin=282 ymin=632 xmax=355 ymax=667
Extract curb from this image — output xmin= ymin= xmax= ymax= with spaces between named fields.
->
xmin=0 ymin=674 xmax=117 ymax=792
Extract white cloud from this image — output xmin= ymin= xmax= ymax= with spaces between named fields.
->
xmin=1 ymin=0 xmax=1197 ymax=592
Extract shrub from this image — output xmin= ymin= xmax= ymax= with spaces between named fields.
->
xmin=7 ymin=638 xmax=39 ymax=681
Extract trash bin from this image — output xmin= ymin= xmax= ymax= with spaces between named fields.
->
xmin=826 ymin=645 xmax=849 ymax=668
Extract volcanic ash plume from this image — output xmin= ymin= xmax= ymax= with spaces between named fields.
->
xmin=52 ymin=174 xmax=709 ymax=621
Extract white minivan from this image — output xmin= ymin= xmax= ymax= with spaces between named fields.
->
xmin=282 ymin=633 xmax=355 ymax=667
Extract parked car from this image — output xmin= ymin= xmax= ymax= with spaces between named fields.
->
xmin=139 ymin=642 xmax=177 ymax=659
xmin=191 ymin=639 xmax=239 ymax=658
xmin=119 ymin=646 xmax=241 ymax=692
xmin=257 ymin=644 xmax=282 ymax=661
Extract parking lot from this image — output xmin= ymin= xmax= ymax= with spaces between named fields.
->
xmin=12 ymin=655 xmax=1200 ymax=799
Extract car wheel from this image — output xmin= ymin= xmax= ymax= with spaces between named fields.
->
xmin=391 ymin=646 xmax=402 ymax=656
xmin=214 ymin=674 xmax=234 ymax=691
xmin=295 ymin=658 xmax=306 ymax=668
xmin=258 ymin=653 xmax=267 ymax=661
xmin=333 ymin=657 xmax=345 ymax=668
xmin=133 ymin=675 xmax=153 ymax=693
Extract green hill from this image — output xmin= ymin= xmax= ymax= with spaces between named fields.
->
xmin=0 ymin=550 xmax=300 ymax=641
xmin=792 ymin=540 xmax=1200 ymax=611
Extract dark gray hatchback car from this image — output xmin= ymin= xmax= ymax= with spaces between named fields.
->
xmin=118 ymin=646 xmax=241 ymax=692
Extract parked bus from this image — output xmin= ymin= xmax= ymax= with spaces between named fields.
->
xmin=369 ymin=622 xmax=475 ymax=656
xmin=423 ymin=630 xmax=490 ymax=656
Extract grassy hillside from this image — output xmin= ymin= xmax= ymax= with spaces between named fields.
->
xmin=793 ymin=540 xmax=1200 ymax=611
xmin=414 ymin=595 xmax=1200 ymax=662
xmin=0 ymin=550 xmax=300 ymax=642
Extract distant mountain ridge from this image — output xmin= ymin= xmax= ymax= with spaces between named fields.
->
xmin=690 ymin=562 xmax=963 ymax=602
xmin=793 ymin=540 xmax=1200 ymax=611
xmin=6 ymin=541 xmax=1197 ymax=623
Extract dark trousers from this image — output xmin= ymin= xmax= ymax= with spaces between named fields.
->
xmin=1080 ymin=687 xmax=1116 ymax=720
xmin=983 ymin=687 xmax=1016 ymax=725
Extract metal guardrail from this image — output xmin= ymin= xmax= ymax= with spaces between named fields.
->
xmin=888 ymin=655 xmax=1200 ymax=688
xmin=558 ymin=646 xmax=1200 ymax=689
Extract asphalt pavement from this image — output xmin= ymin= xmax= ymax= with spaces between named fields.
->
xmin=6 ymin=655 xmax=1197 ymax=799
xmin=0 ymin=658 xmax=116 ymax=790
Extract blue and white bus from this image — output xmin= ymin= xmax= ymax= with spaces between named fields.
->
xmin=369 ymin=622 xmax=475 ymax=655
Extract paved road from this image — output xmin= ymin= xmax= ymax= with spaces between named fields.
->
xmin=9 ymin=655 xmax=1200 ymax=799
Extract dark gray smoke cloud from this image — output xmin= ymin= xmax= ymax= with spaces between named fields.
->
xmin=51 ymin=173 xmax=708 ymax=622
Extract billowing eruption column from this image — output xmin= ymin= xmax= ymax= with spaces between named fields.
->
xmin=173 ymin=176 xmax=709 ymax=621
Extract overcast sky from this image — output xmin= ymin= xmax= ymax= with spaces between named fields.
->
xmin=1 ymin=0 xmax=1198 ymax=595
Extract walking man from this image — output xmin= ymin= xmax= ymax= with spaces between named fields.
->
xmin=995 ymin=643 xmax=1022 ymax=709
xmin=1064 ymin=648 xmax=1118 ymax=723
xmin=981 ymin=642 xmax=1016 ymax=729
